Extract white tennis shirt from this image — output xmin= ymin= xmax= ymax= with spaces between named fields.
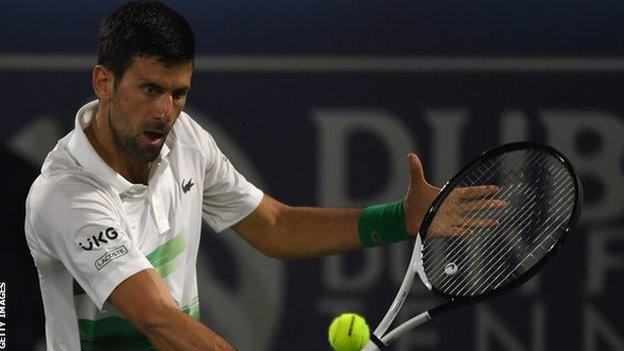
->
xmin=25 ymin=100 xmax=263 ymax=350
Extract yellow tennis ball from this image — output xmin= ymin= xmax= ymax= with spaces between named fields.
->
xmin=328 ymin=313 xmax=370 ymax=351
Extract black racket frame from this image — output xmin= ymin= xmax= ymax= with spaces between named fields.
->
xmin=418 ymin=142 xmax=583 ymax=317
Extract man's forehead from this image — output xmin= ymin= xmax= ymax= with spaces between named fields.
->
xmin=126 ymin=56 xmax=193 ymax=84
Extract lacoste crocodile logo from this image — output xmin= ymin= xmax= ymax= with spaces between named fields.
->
xmin=181 ymin=178 xmax=195 ymax=193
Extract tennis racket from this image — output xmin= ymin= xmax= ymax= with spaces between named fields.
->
xmin=363 ymin=142 xmax=582 ymax=350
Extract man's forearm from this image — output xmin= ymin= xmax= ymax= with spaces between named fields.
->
xmin=140 ymin=306 xmax=236 ymax=351
xmin=235 ymin=198 xmax=365 ymax=259
xmin=275 ymin=205 xmax=363 ymax=258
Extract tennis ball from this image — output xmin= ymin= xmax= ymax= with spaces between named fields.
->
xmin=328 ymin=313 xmax=370 ymax=351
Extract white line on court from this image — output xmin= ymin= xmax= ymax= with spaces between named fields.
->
xmin=1 ymin=54 xmax=624 ymax=72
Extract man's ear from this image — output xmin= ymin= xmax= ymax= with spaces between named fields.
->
xmin=92 ymin=65 xmax=114 ymax=102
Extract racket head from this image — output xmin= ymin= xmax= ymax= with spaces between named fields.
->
xmin=417 ymin=142 xmax=582 ymax=303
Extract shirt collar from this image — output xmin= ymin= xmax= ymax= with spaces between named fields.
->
xmin=67 ymin=100 xmax=171 ymax=195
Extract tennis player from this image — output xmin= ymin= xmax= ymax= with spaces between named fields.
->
xmin=24 ymin=2 xmax=500 ymax=350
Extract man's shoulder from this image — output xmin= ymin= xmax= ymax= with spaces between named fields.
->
xmin=28 ymin=171 xmax=112 ymax=216
xmin=36 ymin=136 xmax=103 ymax=191
xmin=29 ymin=146 xmax=115 ymax=218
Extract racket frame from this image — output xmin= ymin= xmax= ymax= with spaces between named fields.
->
xmin=420 ymin=142 xmax=583 ymax=303
xmin=365 ymin=141 xmax=583 ymax=350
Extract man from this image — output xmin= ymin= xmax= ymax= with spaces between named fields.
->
xmin=24 ymin=2 xmax=500 ymax=350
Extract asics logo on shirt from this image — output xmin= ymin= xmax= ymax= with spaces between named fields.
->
xmin=78 ymin=227 xmax=119 ymax=251
xmin=181 ymin=178 xmax=195 ymax=193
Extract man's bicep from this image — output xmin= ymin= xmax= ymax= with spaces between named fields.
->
xmin=108 ymin=268 xmax=177 ymax=328
xmin=232 ymin=195 xmax=279 ymax=232
xmin=232 ymin=195 xmax=287 ymax=257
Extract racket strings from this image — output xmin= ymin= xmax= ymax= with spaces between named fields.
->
xmin=430 ymin=180 xmax=543 ymax=295
xmin=484 ymin=184 xmax=574 ymax=292
xmin=444 ymin=166 xmax=570 ymax=293
xmin=422 ymin=150 xmax=544 ymax=271
xmin=446 ymin=149 xmax=547 ymax=233
xmin=469 ymin=186 xmax=574 ymax=295
xmin=434 ymin=161 xmax=570 ymax=295
xmin=426 ymin=159 xmax=505 ymax=238
xmin=430 ymin=181 xmax=540 ymax=293
xmin=472 ymin=165 xmax=567 ymax=286
xmin=421 ymin=159 xmax=536 ymax=291
xmin=422 ymin=149 xmax=576 ymax=297
xmin=436 ymin=161 xmax=572 ymax=293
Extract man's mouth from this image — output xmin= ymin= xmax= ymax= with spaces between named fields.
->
xmin=142 ymin=130 xmax=166 ymax=144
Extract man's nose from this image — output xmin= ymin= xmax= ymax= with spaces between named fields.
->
xmin=155 ymin=93 xmax=174 ymax=123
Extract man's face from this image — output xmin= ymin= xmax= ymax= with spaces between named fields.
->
xmin=109 ymin=56 xmax=192 ymax=163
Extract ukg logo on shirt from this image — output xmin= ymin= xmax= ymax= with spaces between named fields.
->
xmin=79 ymin=227 xmax=119 ymax=251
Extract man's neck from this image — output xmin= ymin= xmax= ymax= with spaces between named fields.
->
xmin=85 ymin=105 xmax=150 ymax=185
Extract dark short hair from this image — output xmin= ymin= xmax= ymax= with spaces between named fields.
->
xmin=97 ymin=1 xmax=195 ymax=84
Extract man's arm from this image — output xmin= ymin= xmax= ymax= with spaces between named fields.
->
xmin=233 ymin=154 xmax=439 ymax=259
xmin=233 ymin=195 xmax=363 ymax=259
xmin=232 ymin=153 xmax=502 ymax=259
xmin=109 ymin=269 xmax=236 ymax=351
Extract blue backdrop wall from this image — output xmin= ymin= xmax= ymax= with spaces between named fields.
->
xmin=1 ymin=1 xmax=623 ymax=350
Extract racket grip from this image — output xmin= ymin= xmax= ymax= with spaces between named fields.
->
xmin=362 ymin=341 xmax=381 ymax=351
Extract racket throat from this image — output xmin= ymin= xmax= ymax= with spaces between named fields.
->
xmin=429 ymin=300 xmax=461 ymax=318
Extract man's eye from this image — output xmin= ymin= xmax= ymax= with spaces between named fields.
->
xmin=143 ymin=85 xmax=157 ymax=96
xmin=173 ymin=92 xmax=186 ymax=100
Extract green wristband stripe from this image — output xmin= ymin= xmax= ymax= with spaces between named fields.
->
xmin=358 ymin=200 xmax=409 ymax=247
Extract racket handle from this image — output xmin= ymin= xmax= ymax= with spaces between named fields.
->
xmin=362 ymin=340 xmax=382 ymax=351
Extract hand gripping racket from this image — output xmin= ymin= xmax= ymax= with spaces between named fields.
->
xmin=363 ymin=142 xmax=582 ymax=350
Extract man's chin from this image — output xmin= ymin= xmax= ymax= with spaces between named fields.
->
xmin=139 ymin=145 xmax=164 ymax=163
xmin=127 ymin=142 xmax=164 ymax=164
xmin=121 ymin=133 xmax=167 ymax=164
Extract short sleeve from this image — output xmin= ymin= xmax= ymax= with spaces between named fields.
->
xmin=200 ymin=133 xmax=263 ymax=232
xmin=30 ymin=176 xmax=152 ymax=310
